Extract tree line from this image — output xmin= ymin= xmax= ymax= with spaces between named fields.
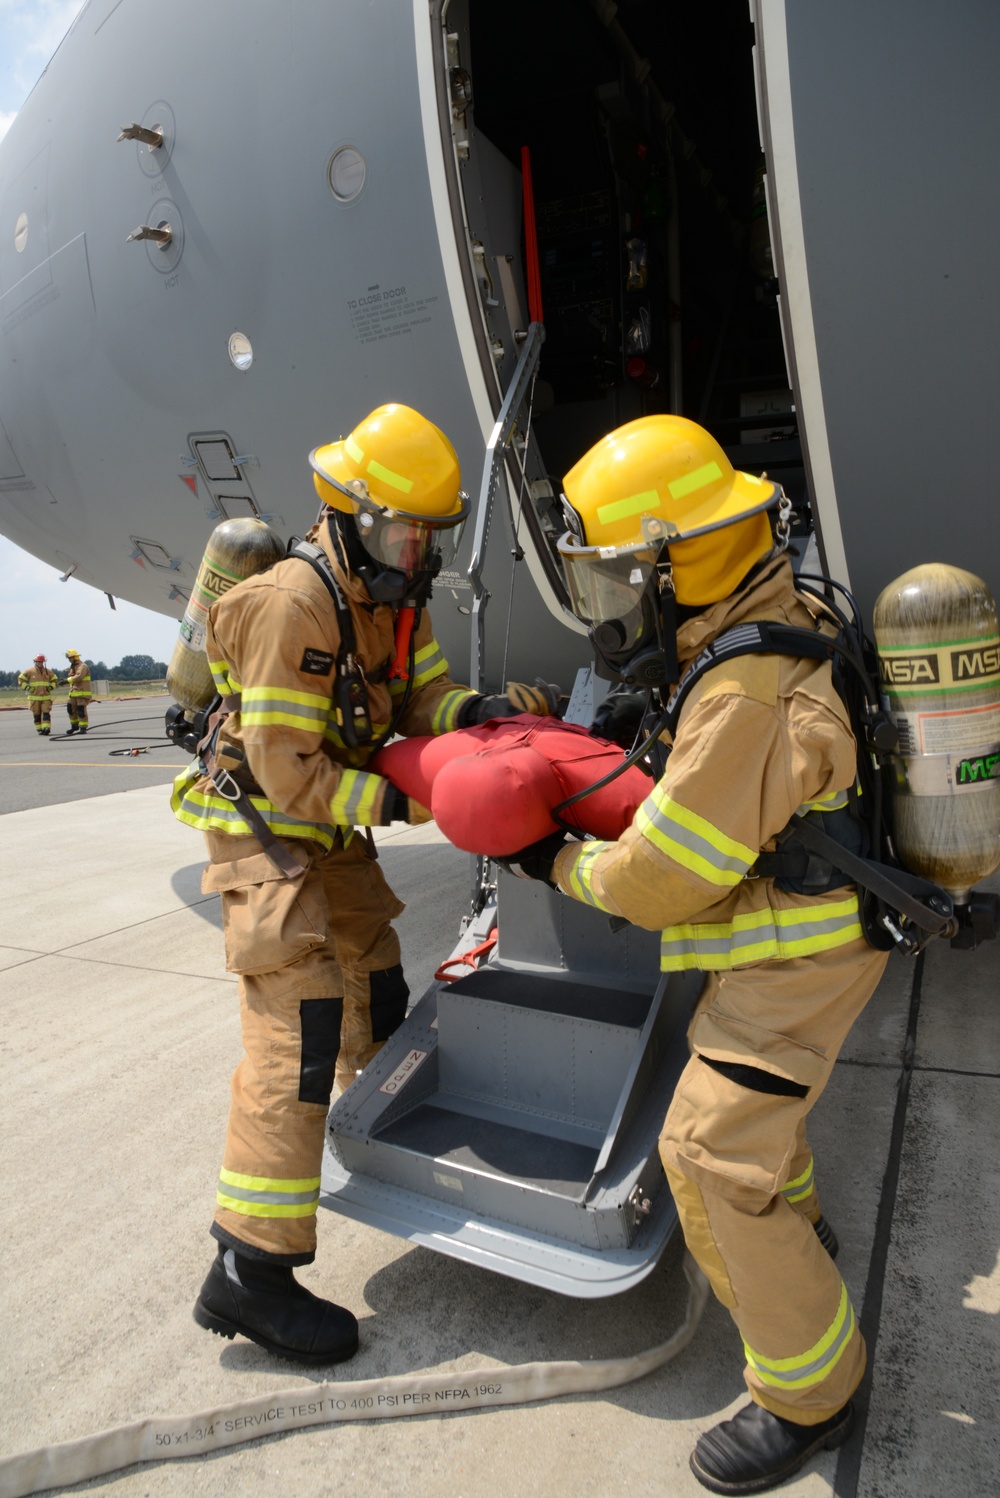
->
xmin=0 ymin=653 xmax=168 ymax=687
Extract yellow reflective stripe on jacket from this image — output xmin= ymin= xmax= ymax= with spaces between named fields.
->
xmin=430 ymin=688 xmax=477 ymax=735
xmin=322 ymin=717 xmax=391 ymax=751
xmin=410 ymin=639 xmax=450 ymax=689
xmin=781 ymin=1157 xmax=815 ymax=1205
xmin=744 ymin=1283 xmax=856 ymax=1391
xmin=659 ymin=894 xmax=862 ymax=971
xmin=329 ymin=767 xmax=383 ymax=826
xmin=637 ymin=789 xmax=757 ymax=887
xmin=209 ymin=658 xmax=240 ymax=695
xmin=217 ymin=1167 xmax=321 ymax=1220
xmin=796 ymin=791 xmax=850 ymax=815
xmin=562 ymin=842 xmax=618 ymax=914
xmin=171 ymin=765 xmax=336 ymax=848
xmin=239 ymin=685 xmax=330 ymax=732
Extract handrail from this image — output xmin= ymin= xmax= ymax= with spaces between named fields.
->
xmin=466 ymin=320 xmax=545 ymax=691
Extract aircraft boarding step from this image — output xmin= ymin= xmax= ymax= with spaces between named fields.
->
xmin=322 ymin=879 xmax=702 ymax=1296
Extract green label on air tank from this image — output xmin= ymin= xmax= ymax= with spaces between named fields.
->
xmin=957 ymin=752 xmax=1000 ymax=785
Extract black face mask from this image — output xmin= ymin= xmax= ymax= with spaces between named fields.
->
xmin=331 ymin=511 xmax=440 ymax=608
xmin=591 ymin=571 xmax=681 ymax=690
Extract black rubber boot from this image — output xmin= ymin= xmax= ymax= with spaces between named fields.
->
xmin=65 ymin=725 xmax=79 ymax=735
xmin=813 ymin=1214 xmax=839 ymax=1259
xmin=193 ymin=1246 xmax=359 ymax=1366
xmin=690 ymin=1401 xmax=854 ymax=1494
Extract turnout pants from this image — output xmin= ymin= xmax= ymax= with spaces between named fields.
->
xmin=68 ymin=694 xmax=90 ymax=728
xmin=659 ymin=937 xmax=889 ymax=1424
xmin=29 ymin=699 xmax=52 ymax=734
xmin=202 ymin=828 xmax=409 ymax=1263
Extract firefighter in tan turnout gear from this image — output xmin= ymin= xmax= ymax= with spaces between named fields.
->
xmin=172 ymin=404 xmax=556 ymax=1364
xmin=18 ymin=654 xmax=58 ymax=736
xmin=63 ymin=649 xmax=92 ymax=734
xmin=505 ymin=415 xmax=889 ymax=1495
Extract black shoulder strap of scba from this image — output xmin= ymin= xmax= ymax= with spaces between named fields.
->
xmin=661 ymin=618 xmax=956 ymax=951
xmin=286 ymin=535 xmax=417 ymax=754
xmin=286 ymin=537 xmax=358 ymax=657
xmin=661 ymin=620 xmax=836 ymax=738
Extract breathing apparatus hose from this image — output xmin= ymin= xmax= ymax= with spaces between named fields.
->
xmin=549 ymin=691 xmax=671 ymax=834
xmin=0 ymin=1257 xmax=708 ymax=1498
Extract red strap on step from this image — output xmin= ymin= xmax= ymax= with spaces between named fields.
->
xmin=434 ymin=927 xmax=498 ymax=982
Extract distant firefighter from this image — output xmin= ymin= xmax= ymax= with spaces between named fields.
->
xmin=18 ymin=654 xmax=58 ymax=737
xmin=63 ymin=649 xmax=92 ymax=735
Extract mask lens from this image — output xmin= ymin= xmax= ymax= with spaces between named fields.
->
xmin=354 ymin=511 xmax=466 ymax=578
xmin=560 ymin=542 xmax=657 ymax=650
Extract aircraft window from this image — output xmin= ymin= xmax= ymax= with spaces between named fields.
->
xmin=328 ymin=146 xmax=366 ymax=203
xmin=14 ymin=212 xmax=28 ymax=253
xmin=194 ymin=440 xmax=241 ymax=481
xmin=130 ymin=538 xmax=175 ymax=569
xmin=227 ymin=332 xmax=253 ymax=371
xmin=214 ymin=494 xmax=260 ymax=521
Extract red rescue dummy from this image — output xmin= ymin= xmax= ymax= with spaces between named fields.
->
xmin=372 ymin=715 xmax=650 ymax=855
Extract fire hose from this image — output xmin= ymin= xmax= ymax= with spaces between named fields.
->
xmin=0 ymin=1257 xmax=707 ymax=1497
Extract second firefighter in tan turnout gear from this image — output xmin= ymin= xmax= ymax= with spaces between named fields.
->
xmin=18 ymin=655 xmax=58 ymax=736
xmin=511 ymin=415 xmax=888 ymax=1493
xmin=63 ymin=650 xmax=92 ymax=733
xmin=173 ymin=403 xmax=558 ymax=1363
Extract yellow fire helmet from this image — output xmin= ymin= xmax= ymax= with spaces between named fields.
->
xmin=558 ymin=414 xmax=781 ymax=612
xmin=65 ymin=648 xmax=81 ymax=659
xmin=309 ymin=404 xmax=469 ymax=580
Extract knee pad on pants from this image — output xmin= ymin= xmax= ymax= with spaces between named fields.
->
xmin=369 ymin=964 xmax=409 ymax=1042
xmin=298 ymin=997 xmax=344 ymax=1104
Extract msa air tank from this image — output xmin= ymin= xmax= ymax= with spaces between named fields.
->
xmin=874 ymin=563 xmax=1000 ymax=901
xmin=166 ymin=518 xmax=285 ymax=712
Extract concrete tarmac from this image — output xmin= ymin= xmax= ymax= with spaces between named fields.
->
xmin=1 ymin=707 xmax=997 ymax=1497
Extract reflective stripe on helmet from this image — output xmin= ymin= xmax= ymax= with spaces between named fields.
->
xmin=367 ymin=457 xmax=414 ymax=494
xmin=667 ymin=460 xmax=725 ymax=501
xmin=597 ymin=487 xmax=661 ymax=526
xmin=743 ymin=1283 xmax=856 ymax=1391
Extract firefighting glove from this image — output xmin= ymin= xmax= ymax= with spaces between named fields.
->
xmin=496 ymin=832 xmax=570 ymax=888
xmin=460 ymin=678 xmax=562 ymax=726
xmin=382 ymin=785 xmax=433 ymax=825
xmin=590 ymin=691 xmax=647 ymax=748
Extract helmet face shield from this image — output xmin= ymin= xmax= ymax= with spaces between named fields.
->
xmin=558 ymin=534 xmax=660 ymax=651
xmin=350 ymin=484 xmax=468 ymax=579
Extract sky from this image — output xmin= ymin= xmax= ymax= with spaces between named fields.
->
xmin=0 ymin=0 xmax=180 ymax=671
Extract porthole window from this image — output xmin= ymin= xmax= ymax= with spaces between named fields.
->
xmin=328 ymin=146 xmax=366 ymax=203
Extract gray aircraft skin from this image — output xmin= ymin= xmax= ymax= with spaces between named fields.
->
xmin=3 ymin=0 xmax=999 ymax=1294
xmin=3 ymin=1 xmax=1000 ymax=654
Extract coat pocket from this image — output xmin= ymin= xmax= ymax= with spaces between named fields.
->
xmin=202 ymin=852 xmax=329 ymax=977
